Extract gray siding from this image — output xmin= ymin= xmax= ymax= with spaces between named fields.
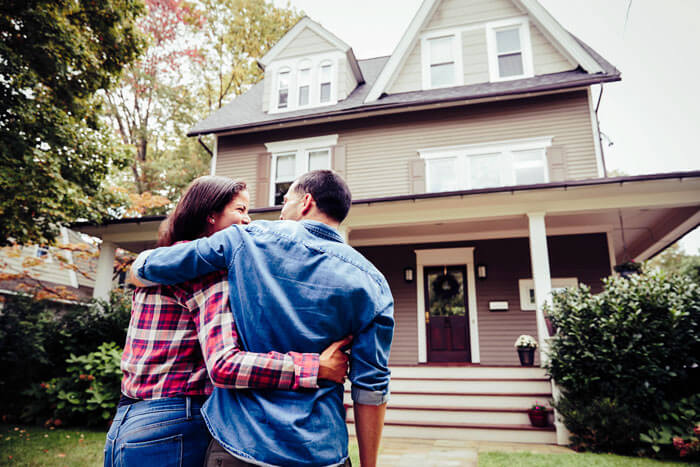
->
xmin=357 ymin=233 xmax=610 ymax=366
xmin=216 ymin=92 xmax=598 ymax=207
xmin=530 ymin=23 xmax=572 ymax=75
xmin=426 ymin=0 xmax=523 ymax=31
xmin=462 ymin=28 xmax=489 ymax=85
xmin=389 ymin=42 xmax=422 ymax=94
xmin=275 ymin=28 xmax=337 ymax=60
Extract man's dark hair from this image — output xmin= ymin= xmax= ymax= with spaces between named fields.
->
xmin=293 ymin=170 xmax=351 ymax=223
xmin=158 ymin=176 xmax=247 ymax=246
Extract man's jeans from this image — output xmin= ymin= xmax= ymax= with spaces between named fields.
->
xmin=104 ymin=396 xmax=211 ymax=467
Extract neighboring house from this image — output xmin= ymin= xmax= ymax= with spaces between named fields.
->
xmin=76 ymin=0 xmax=700 ymax=444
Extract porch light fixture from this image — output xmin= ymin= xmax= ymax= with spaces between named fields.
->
xmin=403 ymin=267 xmax=415 ymax=283
xmin=476 ymin=264 xmax=487 ymax=280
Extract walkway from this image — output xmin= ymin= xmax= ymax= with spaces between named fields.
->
xmin=374 ymin=438 xmax=572 ymax=467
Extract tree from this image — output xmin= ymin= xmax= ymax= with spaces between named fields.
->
xmin=0 ymin=0 xmax=144 ymax=246
xmin=647 ymin=242 xmax=700 ymax=283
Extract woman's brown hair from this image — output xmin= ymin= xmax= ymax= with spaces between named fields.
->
xmin=157 ymin=176 xmax=247 ymax=247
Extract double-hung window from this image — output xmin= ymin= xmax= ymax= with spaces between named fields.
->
xmin=319 ymin=62 xmax=332 ymax=103
xmin=277 ymin=69 xmax=290 ymax=109
xmin=297 ymin=62 xmax=311 ymax=107
xmin=421 ymin=137 xmax=551 ymax=193
xmin=486 ymin=18 xmax=533 ymax=81
xmin=429 ymin=36 xmax=455 ymax=87
xmin=266 ymin=135 xmax=337 ymax=206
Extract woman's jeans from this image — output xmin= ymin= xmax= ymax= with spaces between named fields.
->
xmin=104 ymin=396 xmax=211 ymax=467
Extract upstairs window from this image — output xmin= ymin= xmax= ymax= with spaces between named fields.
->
xmin=429 ymin=36 xmax=455 ymax=87
xmin=486 ymin=18 xmax=533 ymax=82
xmin=266 ymin=135 xmax=338 ymax=205
xmin=319 ymin=62 xmax=332 ymax=103
xmin=277 ymin=69 xmax=290 ymax=109
xmin=420 ymin=137 xmax=551 ymax=193
xmin=298 ymin=62 xmax=311 ymax=107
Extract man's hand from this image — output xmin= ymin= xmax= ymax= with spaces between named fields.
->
xmin=318 ymin=335 xmax=352 ymax=383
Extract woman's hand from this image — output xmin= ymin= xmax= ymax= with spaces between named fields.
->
xmin=318 ymin=336 xmax=352 ymax=383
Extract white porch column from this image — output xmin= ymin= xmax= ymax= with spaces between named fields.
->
xmin=527 ymin=212 xmax=552 ymax=361
xmin=93 ymin=240 xmax=116 ymax=300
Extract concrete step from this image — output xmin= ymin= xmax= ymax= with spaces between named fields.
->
xmin=347 ymin=420 xmax=557 ymax=444
xmin=344 ymin=392 xmax=551 ymax=410
xmin=389 ymin=366 xmax=549 ymax=380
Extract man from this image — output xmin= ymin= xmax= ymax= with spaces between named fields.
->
xmin=132 ymin=170 xmax=394 ymax=467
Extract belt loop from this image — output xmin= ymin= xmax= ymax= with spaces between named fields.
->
xmin=186 ymin=396 xmax=192 ymax=420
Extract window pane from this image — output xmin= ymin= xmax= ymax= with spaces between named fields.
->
xmin=470 ymin=154 xmax=500 ymax=189
xmin=278 ymin=89 xmax=288 ymax=108
xmin=298 ymin=85 xmax=309 ymax=106
xmin=430 ymin=62 xmax=454 ymax=87
xmin=429 ymin=36 xmax=453 ymax=64
xmin=320 ymin=64 xmax=331 ymax=83
xmin=427 ymin=158 xmax=459 ymax=192
xmin=320 ymin=82 xmax=331 ymax=102
xmin=275 ymin=154 xmax=295 ymax=181
xmin=514 ymin=150 xmax=543 ymax=165
xmin=298 ymin=67 xmax=310 ymax=84
xmin=278 ymin=71 xmax=290 ymax=108
xmin=496 ymin=28 xmax=521 ymax=54
xmin=274 ymin=182 xmax=292 ymax=206
xmin=498 ymin=53 xmax=523 ymax=77
xmin=308 ymin=149 xmax=330 ymax=171
xmin=515 ymin=166 xmax=545 ymax=185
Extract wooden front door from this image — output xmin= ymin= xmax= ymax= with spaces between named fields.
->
xmin=424 ymin=265 xmax=470 ymax=362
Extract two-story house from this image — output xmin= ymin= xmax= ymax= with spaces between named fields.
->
xmin=77 ymin=0 xmax=700 ymax=444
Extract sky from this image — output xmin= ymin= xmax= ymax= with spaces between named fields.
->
xmin=273 ymin=0 xmax=700 ymax=253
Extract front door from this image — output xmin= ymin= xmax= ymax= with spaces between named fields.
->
xmin=424 ymin=265 xmax=470 ymax=362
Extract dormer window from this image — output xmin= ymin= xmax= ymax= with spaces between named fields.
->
xmin=486 ymin=18 xmax=534 ymax=82
xmin=319 ymin=62 xmax=332 ymax=103
xmin=277 ymin=69 xmax=290 ymax=109
xmin=298 ymin=62 xmax=311 ymax=106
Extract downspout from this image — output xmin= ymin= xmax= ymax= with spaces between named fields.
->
xmin=594 ymin=84 xmax=608 ymax=177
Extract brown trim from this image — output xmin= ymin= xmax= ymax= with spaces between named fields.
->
xmin=188 ymin=75 xmax=620 ymax=137
xmin=346 ymin=420 xmax=555 ymax=432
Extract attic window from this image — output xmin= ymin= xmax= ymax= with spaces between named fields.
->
xmin=429 ymin=36 xmax=455 ymax=87
xmin=277 ymin=69 xmax=290 ymax=109
xmin=486 ymin=18 xmax=534 ymax=82
xmin=319 ymin=62 xmax=332 ymax=103
xmin=298 ymin=62 xmax=311 ymax=106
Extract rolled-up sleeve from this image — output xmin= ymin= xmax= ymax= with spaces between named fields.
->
xmin=349 ymin=283 xmax=394 ymax=406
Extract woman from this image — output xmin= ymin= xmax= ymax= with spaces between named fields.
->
xmin=104 ymin=176 xmax=349 ymax=467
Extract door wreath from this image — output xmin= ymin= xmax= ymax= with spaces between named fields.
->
xmin=433 ymin=273 xmax=459 ymax=300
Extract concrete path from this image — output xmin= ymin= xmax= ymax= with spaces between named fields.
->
xmin=373 ymin=438 xmax=573 ymax=467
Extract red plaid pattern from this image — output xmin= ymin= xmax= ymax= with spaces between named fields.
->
xmin=121 ymin=271 xmax=319 ymax=399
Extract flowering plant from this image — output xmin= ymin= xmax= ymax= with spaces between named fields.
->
xmin=514 ymin=334 xmax=538 ymax=349
xmin=530 ymin=402 xmax=547 ymax=412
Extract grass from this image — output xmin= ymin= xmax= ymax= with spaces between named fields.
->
xmin=0 ymin=424 xmax=360 ymax=466
xmin=478 ymin=451 xmax=698 ymax=467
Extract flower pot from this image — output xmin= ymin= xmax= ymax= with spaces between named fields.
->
xmin=517 ymin=347 xmax=535 ymax=366
xmin=528 ymin=410 xmax=548 ymax=427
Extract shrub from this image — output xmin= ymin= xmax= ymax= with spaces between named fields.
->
xmin=0 ymin=289 xmax=131 ymax=422
xmin=545 ymin=268 xmax=700 ymax=455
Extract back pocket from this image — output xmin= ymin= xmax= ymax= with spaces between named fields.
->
xmin=119 ymin=434 xmax=183 ymax=467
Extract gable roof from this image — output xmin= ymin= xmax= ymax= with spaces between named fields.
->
xmin=187 ymin=42 xmax=618 ymax=137
xmin=365 ymin=0 xmax=605 ymax=102
xmin=259 ymin=16 xmax=364 ymax=83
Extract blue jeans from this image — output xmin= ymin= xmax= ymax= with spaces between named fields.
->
xmin=104 ymin=396 xmax=211 ymax=467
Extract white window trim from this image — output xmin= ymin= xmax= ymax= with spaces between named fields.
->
xmin=420 ymin=28 xmax=464 ymax=90
xmin=419 ymin=136 xmax=552 ymax=192
xmin=265 ymin=135 xmax=338 ymax=206
xmin=485 ymin=17 xmax=534 ymax=82
xmin=415 ymin=248 xmax=480 ymax=364
xmin=276 ymin=67 xmax=291 ymax=110
xmin=519 ymin=277 xmax=578 ymax=311
xmin=269 ymin=51 xmax=342 ymax=114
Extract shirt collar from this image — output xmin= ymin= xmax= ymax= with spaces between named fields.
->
xmin=301 ymin=220 xmax=344 ymax=243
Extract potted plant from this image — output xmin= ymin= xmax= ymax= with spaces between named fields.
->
xmin=514 ymin=334 xmax=537 ymax=366
xmin=528 ymin=402 xmax=549 ymax=427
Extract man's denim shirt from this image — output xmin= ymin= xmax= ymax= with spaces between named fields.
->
xmin=134 ymin=220 xmax=394 ymax=467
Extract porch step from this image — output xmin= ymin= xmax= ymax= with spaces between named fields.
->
xmin=345 ymin=366 xmax=555 ymax=444
xmin=347 ymin=420 xmax=557 ymax=444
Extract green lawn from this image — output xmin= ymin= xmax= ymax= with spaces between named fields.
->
xmin=479 ymin=452 xmax=698 ymax=467
xmin=0 ymin=424 xmax=360 ymax=466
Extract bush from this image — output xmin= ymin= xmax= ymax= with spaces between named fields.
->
xmin=0 ymin=289 xmax=131 ymax=423
xmin=546 ymin=269 xmax=700 ymax=455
